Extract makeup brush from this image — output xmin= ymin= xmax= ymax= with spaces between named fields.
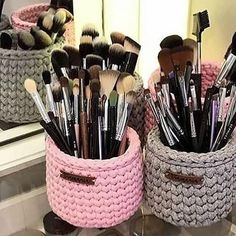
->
xmin=116 ymin=73 xmax=125 ymax=127
xmin=37 ymin=11 xmax=48 ymax=29
xmin=34 ymin=30 xmax=52 ymax=49
xmin=122 ymin=36 xmax=141 ymax=74
xmin=85 ymin=81 xmax=91 ymax=124
xmin=41 ymin=12 xmax=54 ymax=33
xmin=108 ymin=43 xmax=125 ymax=70
xmin=63 ymin=45 xmax=81 ymax=70
xmin=160 ymin=35 xmax=183 ymax=49
xmin=51 ymin=9 xmax=66 ymax=42
xmin=88 ymin=65 xmax=102 ymax=80
xmin=192 ymin=10 xmax=210 ymax=73
xmin=110 ymin=32 xmax=125 ymax=45
xmin=79 ymin=35 xmax=93 ymax=69
xmin=0 ymin=0 xmax=5 ymax=21
xmin=183 ymin=38 xmax=197 ymax=71
xmin=209 ymin=94 xmax=218 ymax=150
xmin=0 ymin=32 xmax=12 ymax=49
xmin=108 ymin=90 xmax=118 ymax=153
xmin=110 ymin=91 xmax=136 ymax=157
xmin=59 ymin=8 xmax=73 ymax=23
xmin=51 ymin=49 xmax=69 ymax=78
xmin=81 ymin=23 xmax=99 ymax=39
xmin=60 ymin=76 xmax=78 ymax=157
xmin=73 ymin=79 xmax=80 ymax=153
xmin=18 ymin=31 xmax=35 ymax=50
xmin=78 ymin=69 xmax=89 ymax=159
xmin=85 ymin=54 xmax=103 ymax=69
xmin=90 ymin=79 xmax=101 ymax=159
xmin=24 ymin=79 xmax=72 ymax=155
xmin=42 ymin=71 xmax=57 ymax=116
xmin=93 ymin=36 xmax=109 ymax=69
xmin=122 ymin=73 xmax=136 ymax=95
xmin=57 ymin=24 xmax=67 ymax=38
xmin=99 ymin=70 xmax=120 ymax=158
xmin=30 ymin=26 xmax=40 ymax=37
xmin=52 ymin=82 xmax=64 ymax=133
xmin=158 ymin=48 xmax=174 ymax=77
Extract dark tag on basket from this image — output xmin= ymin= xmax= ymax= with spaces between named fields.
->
xmin=60 ymin=170 xmax=96 ymax=185
xmin=165 ymin=170 xmax=203 ymax=185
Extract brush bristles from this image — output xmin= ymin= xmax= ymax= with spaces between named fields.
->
xmin=18 ymin=31 xmax=35 ymax=50
xmin=57 ymin=8 xmax=74 ymax=22
xmin=73 ymin=79 xmax=80 ymax=96
xmin=42 ymin=13 xmax=53 ymax=31
xmin=34 ymin=30 xmax=52 ymax=49
xmin=88 ymin=65 xmax=102 ymax=80
xmin=90 ymin=79 xmax=101 ymax=94
xmin=110 ymin=32 xmax=125 ymax=45
xmin=122 ymin=75 xmax=136 ymax=94
xmin=160 ymin=35 xmax=183 ymax=49
xmin=124 ymin=37 xmax=141 ymax=55
xmin=24 ymin=79 xmax=37 ymax=94
xmin=42 ymin=71 xmax=51 ymax=84
xmin=93 ymin=36 xmax=109 ymax=59
xmin=80 ymin=35 xmax=93 ymax=44
xmin=99 ymin=70 xmax=120 ymax=97
xmin=60 ymin=76 xmax=69 ymax=87
xmin=79 ymin=36 xmax=93 ymax=58
xmin=199 ymin=10 xmax=210 ymax=31
xmin=109 ymin=90 xmax=118 ymax=107
xmin=108 ymin=44 xmax=125 ymax=65
xmin=51 ymin=49 xmax=69 ymax=68
xmin=82 ymin=23 xmax=99 ymax=39
xmin=63 ymin=45 xmax=81 ymax=67
xmin=78 ymin=69 xmax=86 ymax=80
xmin=86 ymin=54 xmax=103 ymax=68
xmin=52 ymin=82 xmax=62 ymax=102
xmin=85 ymin=85 xmax=91 ymax=99
xmin=116 ymin=76 xmax=125 ymax=95
xmin=126 ymin=91 xmax=136 ymax=105
xmin=53 ymin=9 xmax=66 ymax=26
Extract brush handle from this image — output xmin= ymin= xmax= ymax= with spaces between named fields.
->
xmin=98 ymin=116 xmax=103 ymax=160
xmin=108 ymin=106 xmax=117 ymax=155
xmin=91 ymin=95 xmax=99 ymax=159
xmin=74 ymin=124 xmax=80 ymax=154
xmin=191 ymin=74 xmax=202 ymax=112
xmin=121 ymin=52 xmax=138 ymax=74
xmin=109 ymin=140 xmax=120 ymax=158
xmin=66 ymin=119 xmax=78 ymax=157
xmin=196 ymin=42 xmax=201 ymax=73
xmin=198 ymin=86 xmax=217 ymax=151
xmin=118 ymin=128 xmax=128 ymax=156
xmin=79 ymin=112 xmax=89 ymax=159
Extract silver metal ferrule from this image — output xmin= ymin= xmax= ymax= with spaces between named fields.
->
xmin=156 ymin=92 xmax=165 ymax=117
xmin=190 ymin=85 xmax=198 ymax=111
xmin=179 ymin=76 xmax=188 ymax=107
xmin=74 ymin=95 xmax=79 ymax=124
xmin=214 ymin=53 xmax=236 ymax=88
xmin=196 ymin=41 xmax=201 ymax=73
xmin=161 ymin=84 xmax=170 ymax=108
xmin=46 ymin=85 xmax=56 ymax=115
xmin=218 ymin=87 xmax=226 ymax=122
xmin=116 ymin=103 xmax=128 ymax=141
xmin=103 ymin=99 xmax=109 ymax=131
xmin=62 ymin=101 xmax=69 ymax=137
xmin=31 ymin=92 xmax=50 ymax=123
xmin=62 ymin=88 xmax=72 ymax=121
xmin=111 ymin=64 xmax=118 ymax=70
xmin=116 ymin=94 xmax=125 ymax=130
xmin=190 ymin=111 xmax=197 ymax=138
xmin=61 ymin=68 xmax=69 ymax=78
xmin=145 ymin=93 xmax=160 ymax=124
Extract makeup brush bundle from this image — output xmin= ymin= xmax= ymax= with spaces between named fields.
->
xmin=24 ymin=24 xmax=141 ymax=159
xmin=0 ymin=7 xmax=72 ymax=50
xmin=145 ymin=10 xmax=236 ymax=153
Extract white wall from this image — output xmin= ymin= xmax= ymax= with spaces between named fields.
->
xmin=3 ymin=0 xmax=48 ymax=16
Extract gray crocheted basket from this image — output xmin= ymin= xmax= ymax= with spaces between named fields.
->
xmin=145 ymin=127 xmax=236 ymax=227
xmin=0 ymin=15 xmax=10 ymax=31
xmin=128 ymin=73 xmax=145 ymax=146
xmin=0 ymin=32 xmax=65 ymax=123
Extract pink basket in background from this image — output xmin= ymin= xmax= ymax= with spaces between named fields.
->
xmin=11 ymin=3 xmax=75 ymax=45
xmin=144 ymin=62 xmax=221 ymax=141
xmin=46 ymin=127 xmax=143 ymax=228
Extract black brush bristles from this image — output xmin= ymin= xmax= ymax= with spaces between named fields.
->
xmin=124 ymin=36 xmax=141 ymax=55
xmin=42 ymin=70 xmax=51 ymax=85
xmin=37 ymin=11 xmax=47 ymax=29
xmin=108 ymin=43 xmax=125 ymax=69
xmin=110 ymin=32 xmax=125 ymax=45
xmin=18 ymin=31 xmax=35 ymax=50
xmin=86 ymin=54 xmax=103 ymax=69
xmin=82 ymin=23 xmax=99 ymax=39
xmin=93 ymin=36 xmax=109 ymax=59
xmin=160 ymin=35 xmax=183 ymax=49
xmin=0 ymin=32 xmax=12 ymax=49
xmin=51 ymin=49 xmax=69 ymax=68
xmin=88 ymin=65 xmax=102 ymax=80
xmin=63 ymin=45 xmax=82 ymax=68
xmin=199 ymin=10 xmax=210 ymax=32
xmin=79 ymin=35 xmax=93 ymax=59
xmin=51 ymin=9 xmax=66 ymax=41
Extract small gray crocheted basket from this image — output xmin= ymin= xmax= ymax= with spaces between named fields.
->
xmin=145 ymin=127 xmax=236 ymax=227
xmin=0 ymin=15 xmax=10 ymax=31
xmin=128 ymin=73 xmax=145 ymax=146
xmin=0 ymin=31 xmax=65 ymax=123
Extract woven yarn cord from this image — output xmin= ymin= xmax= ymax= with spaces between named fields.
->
xmin=11 ymin=3 xmax=75 ymax=45
xmin=144 ymin=62 xmax=221 ymax=142
xmin=129 ymin=73 xmax=145 ymax=146
xmin=46 ymin=127 xmax=143 ymax=228
xmin=0 ymin=33 xmax=65 ymax=123
xmin=144 ymin=128 xmax=236 ymax=227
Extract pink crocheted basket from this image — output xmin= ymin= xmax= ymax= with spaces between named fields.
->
xmin=144 ymin=62 xmax=221 ymax=141
xmin=11 ymin=3 xmax=75 ymax=45
xmin=46 ymin=127 xmax=143 ymax=228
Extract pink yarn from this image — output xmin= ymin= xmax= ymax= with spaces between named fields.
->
xmin=46 ymin=127 xmax=143 ymax=228
xmin=11 ymin=3 xmax=75 ymax=45
xmin=144 ymin=62 xmax=221 ymax=140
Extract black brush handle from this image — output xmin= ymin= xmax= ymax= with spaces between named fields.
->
xmin=67 ymin=119 xmax=79 ymax=157
xmin=91 ymin=95 xmax=99 ymax=159
xmin=108 ymin=106 xmax=117 ymax=155
xmin=109 ymin=140 xmax=120 ymax=158
xmin=191 ymin=73 xmax=202 ymax=111
xmin=121 ymin=52 xmax=138 ymax=74
xmin=198 ymin=86 xmax=218 ymax=151
xmin=0 ymin=0 xmax=5 ymax=18
xmin=102 ymin=131 xmax=108 ymax=159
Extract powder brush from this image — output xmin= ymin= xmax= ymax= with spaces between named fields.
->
xmin=18 ymin=31 xmax=35 ymax=50
xmin=85 ymin=54 xmax=103 ymax=69
xmin=81 ymin=23 xmax=99 ymax=39
xmin=108 ymin=43 xmax=125 ymax=70
xmin=110 ymin=32 xmax=125 ymax=45
xmin=63 ymin=45 xmax=82 ymax=69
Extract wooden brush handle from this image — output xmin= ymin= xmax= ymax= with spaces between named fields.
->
xmin=80 ymin=112 xmax=89 ymax=159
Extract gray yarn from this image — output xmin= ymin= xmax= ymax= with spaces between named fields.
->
xmin=0 ymin=15 xmax=10 ymax=31
xmin=128 ymin=73 xmax=145 ymax=146
xmin=144 ymin=127 xmax=236 ymax=227
xmin=0 ymin=34 xmax=65 ymax=123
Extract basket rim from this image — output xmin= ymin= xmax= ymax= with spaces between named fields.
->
xmin=46 ymin=127 xmax=142 ymax=171
xmin=11 ymin=3 xmax=49 ymax=27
